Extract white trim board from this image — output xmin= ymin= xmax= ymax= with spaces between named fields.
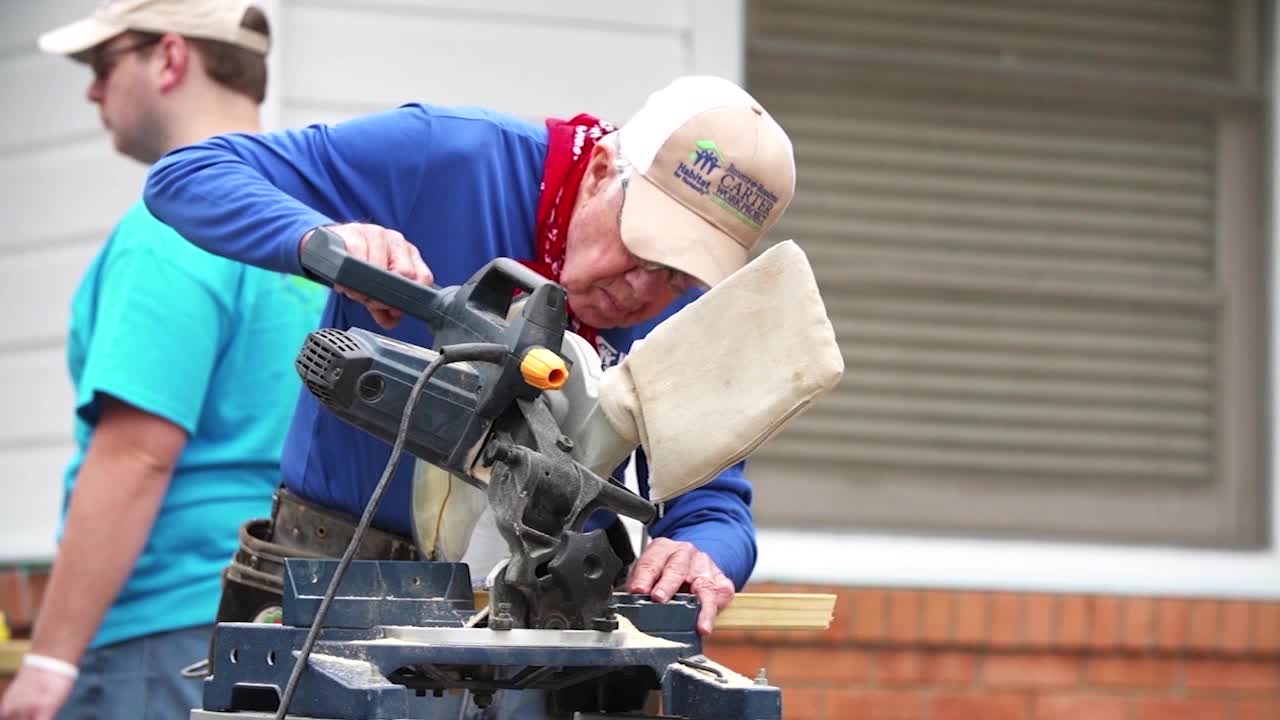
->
xmin=752 ymin=531 xmax=1280 ymax=599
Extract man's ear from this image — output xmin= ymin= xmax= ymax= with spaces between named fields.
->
xmin=154 ymin=33 xmax=191 ymax=94
xmin=580 ymin=139 xmax=618 ymax=199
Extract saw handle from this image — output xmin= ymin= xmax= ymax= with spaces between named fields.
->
xmin=300 ymin=226 xmax=559 ymax=333
xmin=458 ymin=257 xmax=558 ymax=328
xmin=300 ymin=226 xmax=445 ymax=322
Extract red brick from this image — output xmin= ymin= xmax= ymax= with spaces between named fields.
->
xmin=0 ymin=570 xmax=33 ymax=631
xmin=852 ymin=589 xmax=888 ymax=643
xmin=921 ymin=591 xmax=951 ymax=645
xmin=887 ymin=590 xmax=921 ymax=644
xmin=1056 ymin=595 xmax=1089 ymax=649
xmin=824 ymin=587 xmax=855 ymax=644
xmin=780 ymin=687 xmax=823 ymax=720
xmin=1083 ymin=657 xmax=1179 ymax=689
xmin=708 ymin=628 xmax=752 ymax=644
xmin=1183 ymin=658 xmax=1280 ymax=691
xmin=770 ymin=647 xmax=872 ymax=685
xmin=984 ymin=653 xmax=1080 ymax=689
xmin=0 ymin=571 xmax=19 ymax=626
xmin=1022 ymin=594 xmax=1054 ymax=648
xmin=1187 ymin=599 xmax=1220 ymax=651
xmin=1219 ymin=600 xmax=1251 ymax=653
xmin=706 ymin=643 xmax=767 ymax=678
xmin=1088 ymin=596 xmax=1122 ymax=650
xmin=877 ymin=650 xmax=977 ymax=687
xmin=1134 ymin=698 xmax=1228 ymax=720
xmin=931 ymin=693 xmax=1029 ymax=720
xmin=830 ymin=690 xmax=923 ymax=720
xmin=1252 ymin=602 xmax=1280 ymax=653
xmin=953 ymin=592 xmax=988 ymax=646
xmin=1237 ymin=698 xmax=1280 ymax=720
xmin=1033 ymin=694 xmax=1128 ymax=720
xmin=25 ymin=570 xmax=49 ymax=624
xmin=744 ymin=628 xmax=789 ymax=645
xmin=989 ymin=593 xmax=1021 ymax=649
xmin=1120 ymin=597 xmax=1155 ymax=651
xmin=1155 ymin=598 xmax=1189 ymax=651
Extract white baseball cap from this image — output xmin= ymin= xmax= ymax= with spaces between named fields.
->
xmin=618 ymin=76 xmax=797 ymax=287
xmin=38 ymin=0 xmax=269 ymax=58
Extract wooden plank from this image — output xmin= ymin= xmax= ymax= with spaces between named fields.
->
xmin=714 ymin=592 xmax=838 ymax=630
xmin=472 ymin=591 xmax=836 ymax=630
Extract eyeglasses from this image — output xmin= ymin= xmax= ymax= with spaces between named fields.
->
xmin=89 ymin=36 xmax=162 ymax=81
xmin=633 ymin=257 xmax=704 ymax=294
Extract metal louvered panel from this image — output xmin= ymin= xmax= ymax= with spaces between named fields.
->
xmin=751 ymin=0 xmax=1233 ymax=80
xmin=744 ymin=0 xmax=1265 ymax=546
xmin=761 ymin=86 xmax=1217 ymax=287
xmin=771 ymin=291 xmax=1214 ymax=481
xmin=754 ymin=79 xmax=1218 ymax=485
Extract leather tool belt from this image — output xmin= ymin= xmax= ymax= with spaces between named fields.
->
xmin=215 ymin=487 xmax=419 ymax=624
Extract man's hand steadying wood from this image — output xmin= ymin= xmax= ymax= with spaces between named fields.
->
xmin=627 ymin=538 xmax=735 ymax=637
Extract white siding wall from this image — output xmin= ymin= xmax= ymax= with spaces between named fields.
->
xmin=0 ymin=0 xmax=743 ymax=563
xmin=276 ymin=0 xmax=742 ymax=129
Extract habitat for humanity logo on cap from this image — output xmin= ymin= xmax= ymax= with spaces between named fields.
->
xmin=675 ymin=138 xmax=778 ymax=233
xmin=679 ymin=139 xmax=724 ymax=191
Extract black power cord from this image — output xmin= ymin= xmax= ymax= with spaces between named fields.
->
xmin=273 ymin=341 xmax=509 ymax=720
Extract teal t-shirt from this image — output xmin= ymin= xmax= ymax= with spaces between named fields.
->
xmin=63 ymin=201 xmax=326 ymax=648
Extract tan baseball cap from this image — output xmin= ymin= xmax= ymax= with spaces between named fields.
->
xmin=38 ymin=0 xmax=270 ymax=58
xmin=618 ymin=76 xmax=796 ymax=288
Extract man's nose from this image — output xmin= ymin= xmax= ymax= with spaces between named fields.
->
xmin=86 ymin=77 xmax=104 ymax=104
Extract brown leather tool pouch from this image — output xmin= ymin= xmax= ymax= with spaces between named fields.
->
xmin=214 ymin=487 xmax=419 ymax=625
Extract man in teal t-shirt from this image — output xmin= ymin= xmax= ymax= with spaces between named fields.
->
xmin=0 ymin=4 xmax=325 ymax=720
xmin=63 ymin=202 xmax=324 ymax=649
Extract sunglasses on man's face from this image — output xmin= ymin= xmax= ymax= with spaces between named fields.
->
xmin=89 ymin=36 xmax=161 ymax=81
xmin=633 ymin=258 xmax=704 ymax=295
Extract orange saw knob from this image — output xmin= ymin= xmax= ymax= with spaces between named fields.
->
xmin=520 ymin=347 xmax=568 ymax=390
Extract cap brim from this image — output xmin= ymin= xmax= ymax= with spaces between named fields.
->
xmin=38 ymin=16 xmax=126 ymax=58
xmin=620 ymin=173 xmax=749 ymax=288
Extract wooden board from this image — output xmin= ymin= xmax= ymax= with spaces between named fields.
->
xmin=712 ymin=593 xmax=837 ymax=630
xmin=472 ymin=591 xmax=836 ymax=631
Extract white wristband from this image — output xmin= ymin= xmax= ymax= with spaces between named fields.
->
xmin=22 ymin=652 xmax=79 ymax=680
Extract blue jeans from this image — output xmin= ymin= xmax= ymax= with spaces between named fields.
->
xmin=57 ymin=624 xmax=211 ymax=720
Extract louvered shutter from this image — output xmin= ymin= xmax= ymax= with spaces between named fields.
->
xmin=745 ymin=0 xmax=1266 ymax=546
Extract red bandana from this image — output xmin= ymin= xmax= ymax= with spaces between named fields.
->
xmin=524 ymin=113 xmax=616 ymax=349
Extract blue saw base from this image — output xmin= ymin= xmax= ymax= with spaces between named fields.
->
xmin=196 ymin=559 xmax=782 ymax=719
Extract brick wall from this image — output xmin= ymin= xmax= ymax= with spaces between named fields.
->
xmin=707 ymin=584 xmax=1280 ymax=720
xmin=0 ymin=566 xmax=48 ymax=639
xmin=0 ymin=565 xmax=49 ymax=695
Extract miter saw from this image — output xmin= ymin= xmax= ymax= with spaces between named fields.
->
xmin=192 ymin=227 xmax=842 ymax=720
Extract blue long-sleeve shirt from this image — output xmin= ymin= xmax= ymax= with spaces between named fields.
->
xmin=144 ymin=103 xmax=757 ymax=588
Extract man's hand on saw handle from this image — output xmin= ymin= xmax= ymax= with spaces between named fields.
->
xmin=302 ymin=223 xmax=434 ymax=328
xmin=627 ymin=538 xmax=735 ymax=637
